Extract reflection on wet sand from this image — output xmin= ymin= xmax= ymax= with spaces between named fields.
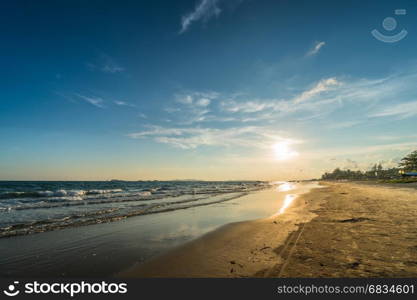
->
xmin=0 ymin=182 xmax=319 ymax=277
xmin=278 ymin=194 xmax=297 ymax=214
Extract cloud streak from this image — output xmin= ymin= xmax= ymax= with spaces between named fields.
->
xmin=114 ymin=100 xmax=136 ymax=107
xmin=220 ymin=77 xmax=341 ymax=115
xmin=128 ymin=125 xmax=298 ymax=150
xmin=306 ymin=41 xmax=326 ymax=56
xmin=180 ymin=0 xmax=222 ymax=34
xmin=76 ymin=94 xmax=105 ymax=108
xmin=165 ymin=91 xmax=219 ymax=124
xmin=369 ymin=100 xmax=417 ymax=119
xmin=161 ymin=74 xmax=404 ymax=127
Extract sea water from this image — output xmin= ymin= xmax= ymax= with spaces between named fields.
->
xmin=0 ymin=180 xmax=267 ymax=238
xmin=0 ymin=181 xmax=318 ymax=277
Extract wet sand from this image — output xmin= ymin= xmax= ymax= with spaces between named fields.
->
xmin=120 ymin=181 xmax=417 ymax=277
xmin=0 ymin=183 xmax=312 ymax=277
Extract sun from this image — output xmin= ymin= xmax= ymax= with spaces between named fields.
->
xmin=273 ymin=142 xmax=299 ymax=161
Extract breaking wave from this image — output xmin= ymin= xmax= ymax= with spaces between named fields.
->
xmin=0 ymin=181 xmax=269 ymax=238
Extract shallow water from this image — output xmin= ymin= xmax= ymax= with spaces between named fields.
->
xmin=0 ymin=181 xmax=318 ymax=277
xmin=0 ymin=180 xmax=267 ymax=238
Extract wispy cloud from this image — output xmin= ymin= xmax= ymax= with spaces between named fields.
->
xmin=128 ymin=125 xmax=298 ymax=150
xmin=180 ymin=0 xmax=222 ymax=34
xmin=369 ymin=100 xmax=417 ymax=119
xmin=164 ymin=91 xmax=219 ymax=124
xmin=138 ymin=112 xmax=147 ymax=119
xmin=114 ymin=100 xmax=136 ymax=107
xmin=306 ymin=41 xmax=326 ymax=57
xmin=176 ymin=91 xmax=217 ymax=106
xmin=155 ymin=69 xmax=417 ymax=131
xmin=160 ymin=75 xmax=400 ymax=127
xmin=375 ymin=134 xmax=417 ymax=141
xmin=76 ymin=94 xmax=105 ymax=108
xmin=326 ymin=120 xmax=362 ymax=129
xmin=292 ymin=77 xmax=339 ymax=104
xmin=312 ymin=141 xmax=417 ymax=158
xmin=217 ymin=72 xmax=416 ymax=124
xmin=220 ymin=77 xmax=341 ymax=115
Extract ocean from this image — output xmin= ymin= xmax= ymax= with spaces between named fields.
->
xmin=0 ymin=180 xmax=268 ymax=238
xmin=0 ymin=180 xmax=316 ymax=277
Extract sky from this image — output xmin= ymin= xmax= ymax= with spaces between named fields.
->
xmin=1 ymin=0 xmax=417 ymax=181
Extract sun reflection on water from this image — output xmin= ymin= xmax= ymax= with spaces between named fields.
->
xmin=276 ymin=182 xmax=295 ymax=192
xmin=278 ymin=194 xmax=297 ymax=214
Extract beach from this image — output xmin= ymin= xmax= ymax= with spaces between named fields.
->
xmin=0 ymin=181 xmax=315 ymax=277
xmin=120 ymin=181 xmax=417 ymax=277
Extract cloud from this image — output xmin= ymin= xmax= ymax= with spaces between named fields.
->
xmin=311 ymin=141 xmax=417 ymax=158
xmin=327 ymin=120 xmax=362 ymax=129
xmin=76 ymin=94 xmax=105 ymax=108
xmin=164 ymin=73 xmax=409 ymax=126
xmin=128 ymin=125 xmax=298 ymax=150
xmin=306 ymin=41 xmax=326 ymax=57
xmin=217 ymin=71 xmax=417 ymax=124
xmin=155 ymin=70 xmax=417 ymax=131
xmin=375 ymin=134 xmax=417 ymax=141
xmin=221 ymin=100 xmax=272 ymax=113
xmin=166 ymin=91 xmax=218 ymax=124
xmin=102 ymin=64 xmax=124 ymax=73
xmin=180 ymin=0 xmax=222 ymax=34
xmin=369 ymin=100 xmax=417 ymax=119
xmin=292 ymin=78 xmax=340 ymax=104
xmin=177 ymin=95 xmax=193 ymax=105
xmin=220 ymin=77 xmax=341 ymax=115
xmin=114 ymin=100 xmax=136 ymax=107
xmin=72 ymin=95 xmax=136 ymax=109
xmin=196 ymin=98 xmax=211 ymax=107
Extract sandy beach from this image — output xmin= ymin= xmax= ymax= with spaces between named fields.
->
xmin=120 ymin=181 xmax=417 ymax=278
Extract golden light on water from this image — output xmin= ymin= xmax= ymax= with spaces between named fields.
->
xmin=279 ymin=194 xmax=297 ymax=214
xmin=273 ymin=142 xmax=299 ymax=161
xmin=277 ymin=182 xmax=295 ymax=192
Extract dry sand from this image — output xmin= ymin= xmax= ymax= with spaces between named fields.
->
xmin=119 ymin=182 xmax=417 ymax=278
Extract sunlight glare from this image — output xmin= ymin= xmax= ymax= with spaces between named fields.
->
xmin=279 ymin=194 xmax=297 ymax=214
xmin=273 ymin=142 xmax=299 ymax=161
xmin=277 ymin=182 xmax=295 ymax=192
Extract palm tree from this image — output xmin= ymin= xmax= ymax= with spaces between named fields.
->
xmin=399 ymin=150 xmax=417 ymax=171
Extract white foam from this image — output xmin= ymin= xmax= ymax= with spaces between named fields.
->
xmin=87 ymin=189 xmax=123 ymax=195
xmin=138 ymin=191 xmax=152 ymax=196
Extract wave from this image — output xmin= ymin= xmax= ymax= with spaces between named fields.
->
xmin=0 ymin=181 xmax=271 ymax=238
xmin=0 ymin=189 xmax=124 ymax=199
xmin=0 ymin=192 xmax=249 ymax=238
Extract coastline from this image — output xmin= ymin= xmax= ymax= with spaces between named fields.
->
xmin=120 ymin=181 xmax=417 ymax=278
xmin=0 ymin=182 xmax=307 ymax=277
xmin=119 ymin=183 xmax=324 ymax=277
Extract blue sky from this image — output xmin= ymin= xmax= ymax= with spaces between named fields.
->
xmin=1 ymin=0 xmax=417 ymax=180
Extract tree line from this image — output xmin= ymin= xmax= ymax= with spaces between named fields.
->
xmin=321 ymin=150 xmax=417 ymax=180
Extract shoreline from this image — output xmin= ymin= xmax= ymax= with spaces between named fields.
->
xmin=119 ymin=183 xmax=324 ymax=277
xmin=1 ymin=182 xmax=310 ymax=277
xmin=120 ymin=181 xmax=417 ymax=277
